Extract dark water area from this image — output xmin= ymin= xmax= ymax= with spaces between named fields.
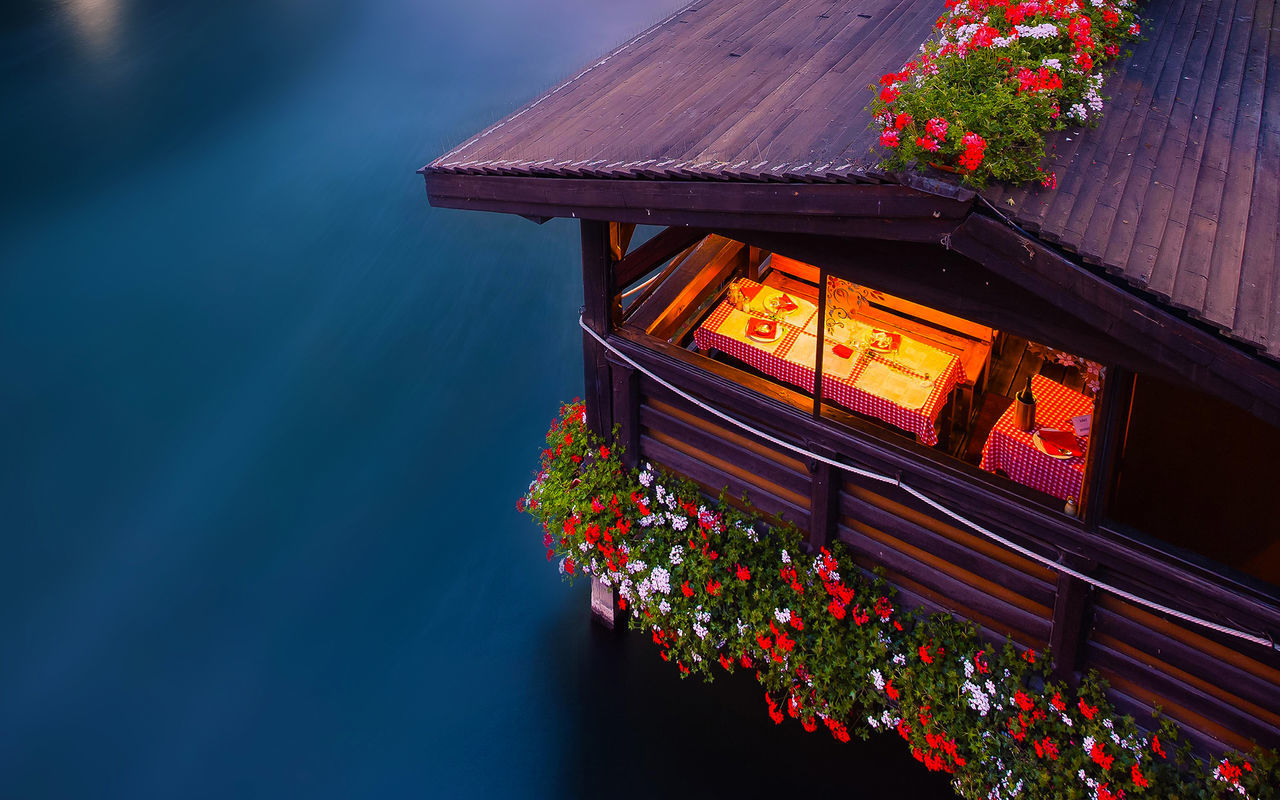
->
xmin=0 ymin=1 xmax=953 ymax=796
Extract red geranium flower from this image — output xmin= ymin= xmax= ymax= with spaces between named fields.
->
xmin=879 ymin=86 xmax=900 ymax=104
xmin=1131 ymin=763 xmax=1149 ymax=788
xmin=895 ymin=113 xmax=914 ymax=130
xmin=735 ymin=563 xmax=751 ymax=581
xmin=1078 ymin=698 xmax=1098 ymax=719
xmin=925 ymin=117 xmax=949 ymax=138
xmin=681 ymin=580 xmax=693 ymax=597
xmin=879 ymin=129 xmax=900 ymax=148
xmin=706 ymin=579 xmax=721 ymax=596
xmin=916 ymin=136 xmax=940 ymax=153
xmin=1151 ymin=734 xmax=1166 ymax=758
xmin=1090 ymin=742 xmax=1114 ymax=771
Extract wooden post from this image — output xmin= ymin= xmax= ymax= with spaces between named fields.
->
xmin=1081 ymin=367 xmax=1133 ymax=526
xmin=1049 ymin=553 xmax=1095 ymax=686
xmin=747 ymin=245 xmax=764 ymax=282
xmin=806 ymin=443 xmax=839 ymax=553
xmin=583 ymin=220 xmax=620 ymax=629
xmin=812 ymin=269 xmax=827 ymax=418
xmin=591 ymin=578 xmax=620 ymax=630
xmin=612 ymin=363 xmax=640 ymax=469
xmin=581 ymin=220 xmax=615 ymax=440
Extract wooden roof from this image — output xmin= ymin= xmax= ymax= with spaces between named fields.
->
xmin=424 ymin=0 xmax=1280 ymax=362
xmin=985 ymin=0 xmax=1280 ymax=361
xmin=426 ymin=0 xmax=937 ymax=182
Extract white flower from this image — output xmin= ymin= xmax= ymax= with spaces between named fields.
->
xmin=668 ymin=545 xmax=684 ymax=565
xmin=658 ymin=600 xmax=671 ymax=614
xmin=774 ymin=608 xmax=792 ymax=624
xmin=893 ymin=653 xmax=906 ymax=666
xmin=871 ymin=669 xmax=885 ymax=690
xmin=671 ymin=515 xmax=688 ymax=532
xmin=867 ymin=715 xmax=879 ymax=728
xmin=1015 ymin=22 xmax=1060 ymax=39
xmin=578 ymin=542 xmax=590 ymax=553
xmin=1083 ymin=735 xmax=1096 ymax=755
xmin=639 ymin=469 xmax=653 ymax=487
xmin=1041 ymin=57 xmax=1062 ymax=70
xmin=654 ymin=485 xmax=665 ymax=501
xmin=693 ymin=622 xmax=708 ymax=639
xmin=736 ymin=618 xmax=748 ymax=635
xmin=626 ymin=559 xmax=647 ymax=574
xmin=1070 ymin=103 xmax=1089 ymax=121
xmin=780 ymin=549 xmax=791 ymax=564
xmin=650 ymin=567 xmax=671 ymax=595
xmin=1062 ymin=713 xmax=1073 ymax=727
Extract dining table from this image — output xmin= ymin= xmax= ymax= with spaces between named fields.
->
xmin=980 ymin=373 xmax=1094 ymax=502
xmin=693 ymin=278 xmax=964 ymax=446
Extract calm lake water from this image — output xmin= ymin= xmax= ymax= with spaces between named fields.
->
xmin=0 ymin=1 xmax=951 ymax=796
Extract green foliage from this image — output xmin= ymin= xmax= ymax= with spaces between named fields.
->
xmin=867 ymin=0 xmax=1144 ymax=187
xmin=519 ymin=400 xmax=1278 ymax=799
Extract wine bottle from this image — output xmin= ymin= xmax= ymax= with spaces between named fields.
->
xmin=1015 ymin=375 xmax=1037 ymax=432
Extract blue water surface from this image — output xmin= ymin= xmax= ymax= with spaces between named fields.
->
xmin=0 ymin=1 xmax=952 ymax=797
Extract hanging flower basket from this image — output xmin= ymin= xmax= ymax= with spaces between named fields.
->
xmin=869 ymin=0 xmax=1145 ymax=187
xmin=519 ymin=400 xmax=1279 ymax=800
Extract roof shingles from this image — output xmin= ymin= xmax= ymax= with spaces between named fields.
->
xmin=424 ymin=0 xmax=1279 ymax=360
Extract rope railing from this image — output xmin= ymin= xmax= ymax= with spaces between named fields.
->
xmin=579 ymin=315 xmax=1279 ymax=653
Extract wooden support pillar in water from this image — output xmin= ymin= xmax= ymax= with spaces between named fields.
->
xmin=590 ymin=577 xmax=619 ymax=629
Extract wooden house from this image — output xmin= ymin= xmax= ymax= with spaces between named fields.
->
xmin=422 ymin=0 xmax=1280 ymax=755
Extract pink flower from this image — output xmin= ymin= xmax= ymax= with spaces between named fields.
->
xmin=879 ymin=129 xmax=900 ymax=148
xmin=916 ymin=136 xmax=940 ymax=152
xmin=1041 ymin=171 xmax=1058 ymax=189
xmin=925 ymin=117 xmax=949 ymax=138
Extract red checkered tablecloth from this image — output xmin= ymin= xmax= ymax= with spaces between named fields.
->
xmin=980 ymin=373 xmax=1094 ymax=502
xmin=693 ymin=280 xmax=963 ymax=446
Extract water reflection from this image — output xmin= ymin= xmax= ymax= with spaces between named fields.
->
xmin=61 ymin=0 xmax=120 ymax=54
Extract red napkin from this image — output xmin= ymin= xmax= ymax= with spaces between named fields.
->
xmin=1038 ymin=429 xmax=1083 ymax=457
xmin=747 ymin=318 xmax=777 ymax=339
xmin=870 ymin=329 xmax=901 ymax=350
xmin=740 ymin=284 xmax=762 ymax=301
xmin=832 ymin=344 xmax=853 ymax=359
xmin=777 ymin=293 xmax=798 ymax=312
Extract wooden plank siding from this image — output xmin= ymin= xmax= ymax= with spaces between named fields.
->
xmin=600 ymin=326 xmax=1280 ymax=753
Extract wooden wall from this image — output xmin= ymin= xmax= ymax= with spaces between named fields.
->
xmin=586 ymin=220 xmax=1280 ymax=755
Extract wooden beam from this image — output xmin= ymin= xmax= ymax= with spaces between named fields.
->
xmin=424 ymin=174 xmax=969 ymax=242
xmin=807 ymin=443 xmax=839 ymax=553
xmin=581 ymin=220 xmax=614 ymax=439
xmin=1082 ymin=368 xmax=1133 ymax=527
xmin=626 ymin=236 xmax=745 ymax=340
xmin=609 ymin=222 xmax=636 ymax=261
xmin=608 ymin=329 xmax=1280 ymax=632
xmin=610 ymin=362 xmax=640 ymax=469
xmin=948 ymin=214 xmax=1280 ymax=428
xmin=615 ymin=226 xmax=709 ymax=288
xmin=812 ymin=269 xmax=827 ymax=417
xmin=1049 ymin=556 xmax=1095 ymax=686
xmin=720 ymin=229 xmax=1155 ymax=373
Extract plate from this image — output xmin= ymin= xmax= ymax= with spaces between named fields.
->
xmin=747 ymin=330 xmax=781 ymax=343
xmin=1033 ymin=429 xmax=1079 ymax=459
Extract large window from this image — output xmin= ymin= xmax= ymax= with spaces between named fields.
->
xmin=624 ymin=240 xmax=1108 ymax=517
xmin=1106 ymin=375 xmax=1280 ymax=586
